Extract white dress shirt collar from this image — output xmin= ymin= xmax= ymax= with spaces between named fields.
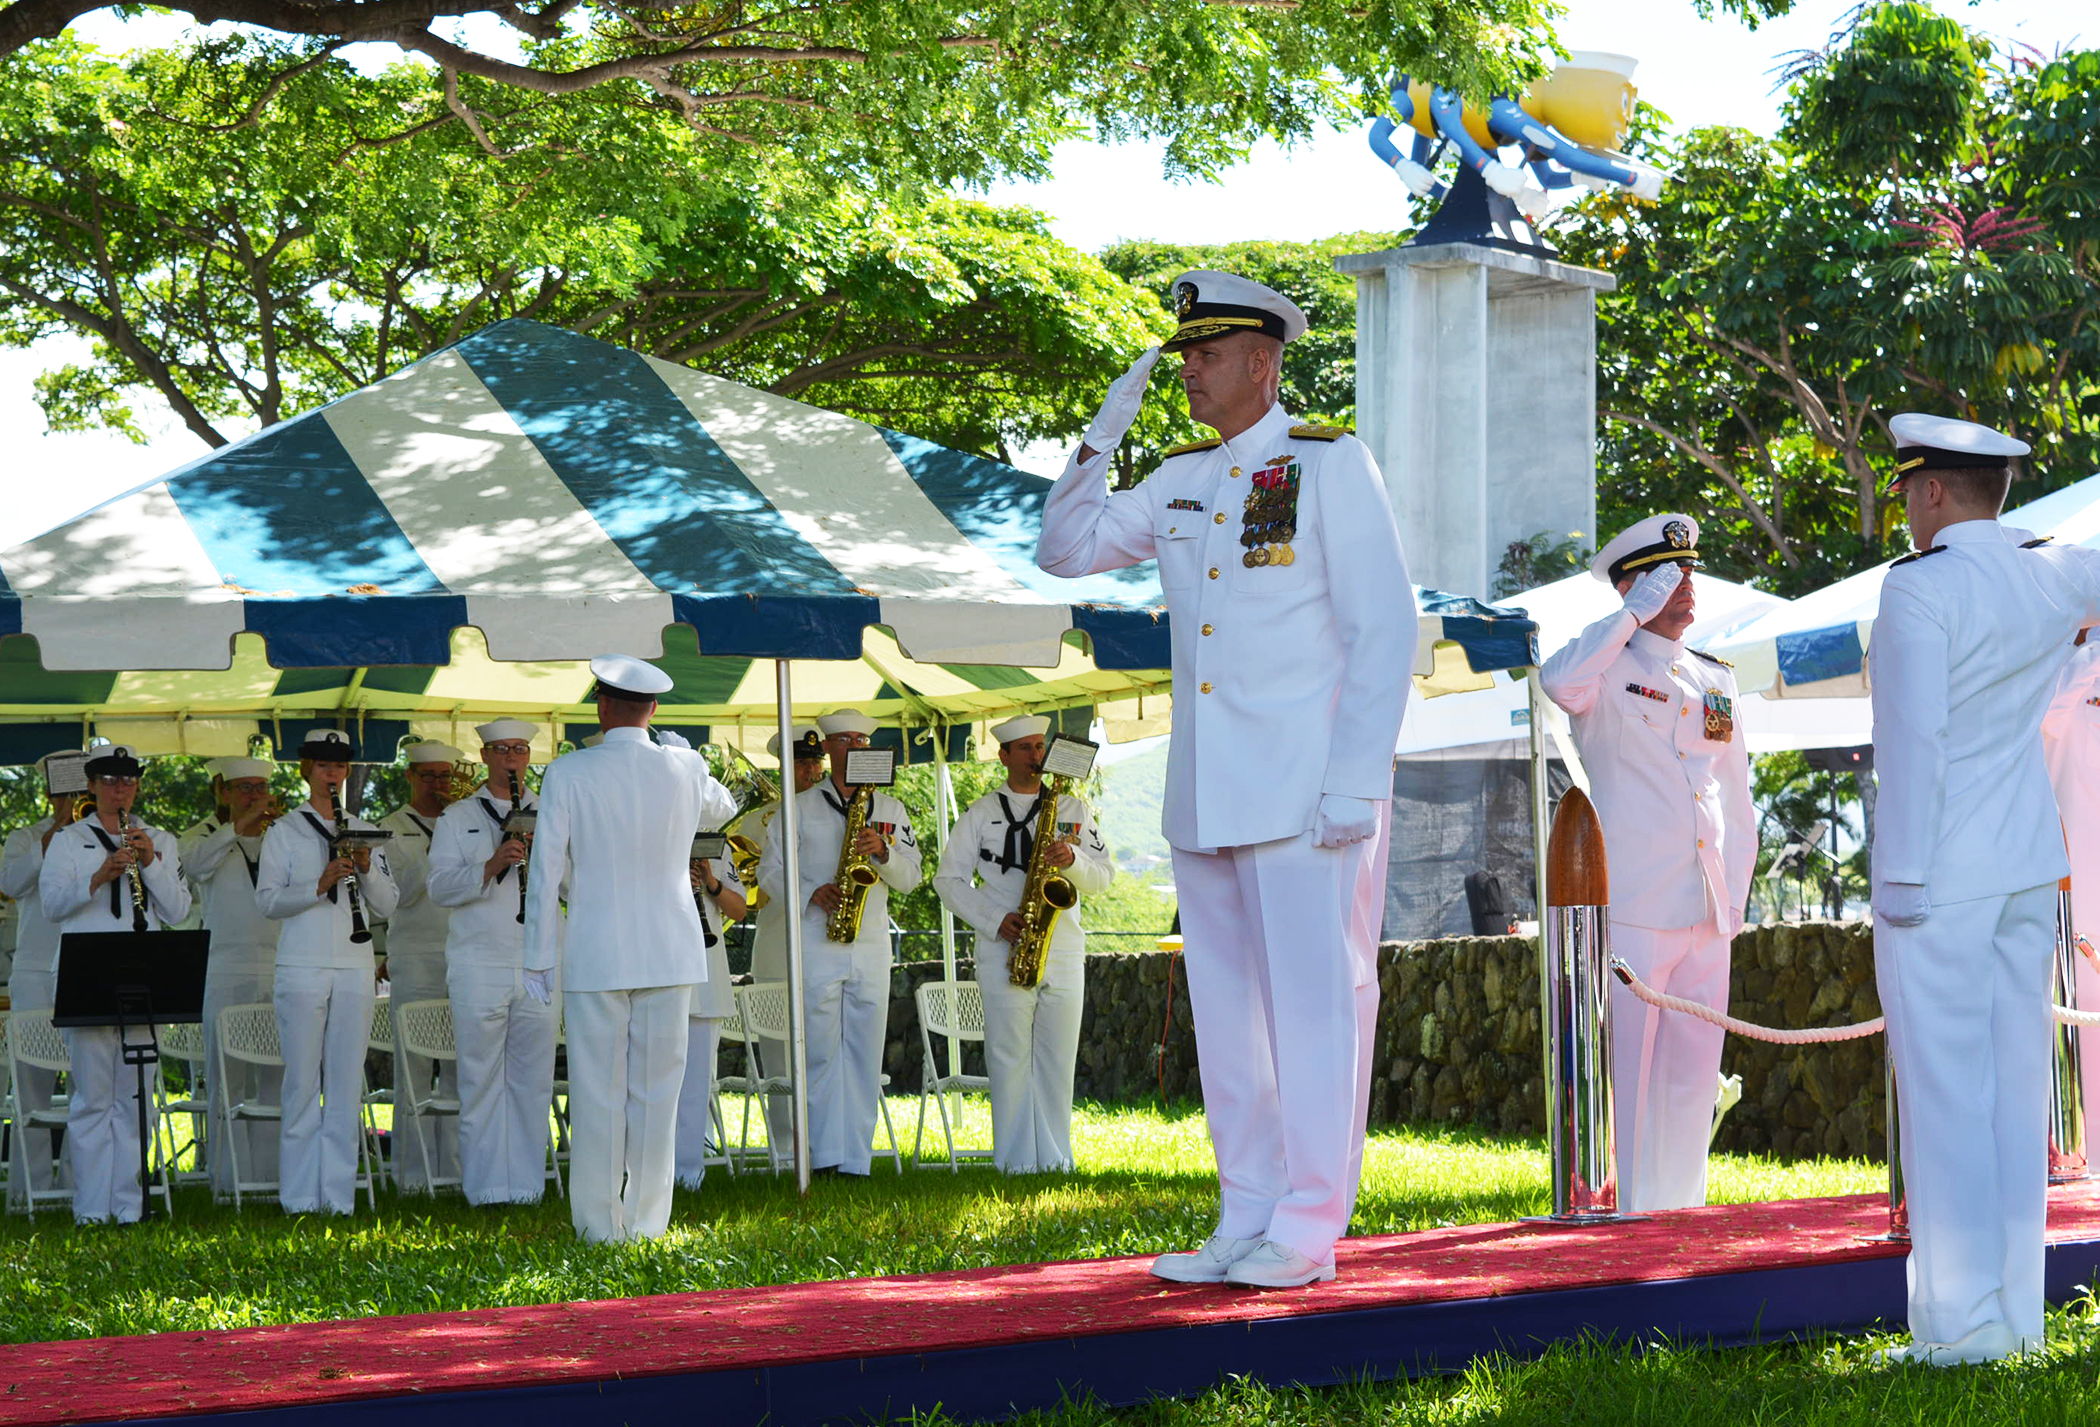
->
xmin=1629 ymin=626 xmax=1686 ymax=662
xmin=1218 ymin=401 xmax=1295 ymax=468
xmin=1936 ymin=518 xmax=2002 ymax=547
xmin=603 ymin=726 xmax=651 ymax=745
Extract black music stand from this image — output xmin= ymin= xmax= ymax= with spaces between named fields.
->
xmin=54 ymin=930 xmax=211 ymax=1221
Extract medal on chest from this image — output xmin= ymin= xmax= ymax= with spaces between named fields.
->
xmin=1702 ymin=689 xmax=1735 ymax=742
xmin=1240 ymin=455 xmax=1301 ymax=568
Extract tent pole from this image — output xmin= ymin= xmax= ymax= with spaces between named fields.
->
xmin=776 ymin=660 xmax=811 ymax=1197
xmin=931 ymin=725 xmax=962 ymax=1120
xmin=1527 ymin=671 xmax=1554 ymax=1115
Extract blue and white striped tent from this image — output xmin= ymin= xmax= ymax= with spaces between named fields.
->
xmin=0 ymin=319 xmax=1536 ymax=763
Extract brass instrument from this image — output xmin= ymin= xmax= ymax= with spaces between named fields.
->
xmin=447 ymin=762 xmax=485 ymax=805
xmin=1007 ymin=780 xmax=1078 ymax=988
xmin=825 ymin=785 xmax=881 ymax=943
xmin=329 ymin=788 xmax=374 ymax=945
xmin=718 ymin=751 xmax=779 ymax=911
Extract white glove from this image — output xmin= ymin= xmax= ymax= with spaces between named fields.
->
xmin=524 ymin=969 xmax=553 ymax=1004
xmin=1875 ymin=883 xmax=1931 ymax=928
xmin=1080 ymin=347 xmax=1162 ymax=458
xmin=655 ymin=729 xmax=692 ymax=751
xmin=1314 ymin=795 xmax=1380 ymax=849
xmin=1621 ymin=563 xmax=1684 ymax=624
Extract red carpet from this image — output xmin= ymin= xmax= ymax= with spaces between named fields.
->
xmin=4 ymin=1184 xmax=2098 ymax=1426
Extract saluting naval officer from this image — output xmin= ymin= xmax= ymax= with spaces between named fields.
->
xmin=746 ymin=724 xmax=824 ymax=1153
xmin=933 ymin=715 xmax=1113 ymax=1173
xmin=1870 ymin=413 xmax=2100 ymax=1365
xmin=39 ymin=745 xmax=191 ymax=1224
xmin=1036 ymin=272 xmax=1415 ymax=1287
xmin=522 ymin=657 xmax=737 ymax=1242
xmin=376 ymin=741 xmax=466 ymax=1192
xmin=428 ymin=719 xmax=559 ymax=1206
xmin=756 ymin=710 xmax=923 ymax=1177
xmin=1538 ymin=515 xmax=1756 ymax=1212
xmin=2042 ymin=634 xmax=2100 ymax=1157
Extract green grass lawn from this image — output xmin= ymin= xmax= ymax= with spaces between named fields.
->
xmin=3 ymin=1098 xmax=2086 ymax=1426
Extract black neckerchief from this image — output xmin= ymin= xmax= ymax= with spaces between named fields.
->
xmin=405 ymin=811 xmax=434 ymax=841
xmin=822 ymin=787 xmax=848 ymax=819
xmin=85 ymin=818 xmax=127 ymax=918
xmin=993 ymin=791 xmax=1044 ymax=873
xmin=233 ymin=831 xmax=262 ymax=888
xmin=476 ymin=796 xmax=516 ymax=882
xmin=299 ymin=809 xmax=341 ymax=903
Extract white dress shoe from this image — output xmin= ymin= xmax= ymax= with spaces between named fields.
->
xmin=1149 ymin=1234 xmax=1262 ymax=1283
xmin=1876 ymin=1321 xmax=2019 ymax=1367
xmin=1222 ymin=1240 xmax=1337 ymax=1288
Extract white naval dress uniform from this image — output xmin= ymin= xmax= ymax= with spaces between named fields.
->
xmin=933 ymin=786 xmax=1112 ymax=1172
xmin=181 ymin=817 xmax=283 ymax=1195
xmin=756 ymin=783 xmax=922 ymax=1175
xmin=375 ymin=805 xmax=458 ymax=1190
xmin=2 ymin=816 xmax=64 ymax=1201
xmin=2042 ymin=642 xmax=2100 ymax=1156
xmin=522 ymin=727 xmax=736 ymax=1242
xmin=1871 ymin=520 xmax=2100 ymax=1348
xmin=40 ymin=817 xmax=190 ymax=1223
xmin=257 ymin=809 xmax=398 ymax=1214
xmin=428 ymin=784 xmax=558 ymax=1205
xmin=1539 ymin=617 xmax=1756 ymax=1211
xmin=674 ymin=855 xmax=743 ymax=1188
xmin=1037 ymin=400 xmax=1414 ymax=1263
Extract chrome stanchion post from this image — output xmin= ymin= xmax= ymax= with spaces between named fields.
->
xmin=1863 ymin=1046 xmax=1908 ymax=1241
xmin=2051 ymin=874 xmax=2088 ymax=1183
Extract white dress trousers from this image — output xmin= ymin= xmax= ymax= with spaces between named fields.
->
xmin=565 ymin=985 xmax=691 ymax=1240
xmin=674 ymin=856 xmax=742 ymax=1188
xmin=2 ymin=817 xmax=62 ymax=1201
xmin=377 ymin=806 xmax=458 ymax=1191
xmin=181 ymin=819 xmax=283 ymax=1196
xmin=2041 ymin=643 xmax=2100 ymax=1156
xmin=744 ymin=804 xmax=795 ymax=1150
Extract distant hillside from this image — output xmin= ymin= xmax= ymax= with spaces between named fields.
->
xmin=1093 ymin=741 xmax=1169 ymax=868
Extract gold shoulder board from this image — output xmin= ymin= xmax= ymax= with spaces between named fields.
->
xmin=1161 ymin=437 xmax=1223 ymax=458
xmin=1691 ymin=649 xmax=1733 ymax=668
xmin=1890 ymin=544 xmax=1947 ymax=568
xmin=1289 ymin=424 xmax=1349 ymax=442
xmin=2022 ymin=536 xmax=2054 ymax=549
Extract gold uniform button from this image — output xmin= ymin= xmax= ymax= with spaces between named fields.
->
xmin=1201 ymin=623 xmax=1214 ymax=635
xmin=1200 ymin=682 xmax=1214 ymax=693
xmin=1208 ymin=567 xmax=1220 ymax=580
xmin=1697 ymin=838 xmax=1706 ymax=849
xmin=1680 ymin=706 xmax=1690 ymax=716
xmin=1214 ymin=512 xmax=1227 ymax=524
xmin=1230 ymin=466 xmax=1242 ymax=478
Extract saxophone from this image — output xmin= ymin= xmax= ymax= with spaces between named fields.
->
xmin=825 ymin=785 xmax=881 ymax=943
xmin=1007 ymin=781 xmax=1079 ymax=988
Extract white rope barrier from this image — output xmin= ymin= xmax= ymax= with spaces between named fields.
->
xmin=2055 ymin=1004 xmax=2100 ymax=1028
xmin=1609 ymin=958 xmax=1885 ymax=1043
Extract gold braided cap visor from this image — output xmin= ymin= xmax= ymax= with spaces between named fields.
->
xmin=1163 ymin=314 xmax=1279 ymax=352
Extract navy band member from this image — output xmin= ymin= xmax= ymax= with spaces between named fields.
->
xmin=1538 ymin=514 xmax=1755 ymax=1211
xmin=1871 ymin=413 xmax=2100 ymax=1365
xmin=933 ymin=715 xmax=1113 ymax=1173
xmin=755 ymin=709 xmax=923 ymax=1176
xmin=40 ymin=746 xmax=191 ymax=1224
xmin=377 ymin=740 xmax=465 ymax=1192
xmin=1037 ymin=271 xmax=1416 ymax=1287
xmin=1 ymin=750 xmax=90 ymax=1205
xmin=522 ymin=657 xmax=737 ymax=1241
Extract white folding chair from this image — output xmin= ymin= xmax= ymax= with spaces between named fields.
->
xmin=214 ymin=1003 xmax=284 ymax=1210
xmin=738 ymin=980 xmax=902 ymax=1175
xmin=3 ymin=1008 xmax=69 ymax=1212
xmin=551 ymin=1007 xmax=570 ymax=1172
xmin=391 ymin=999 xmax=463 ymax=1195
xmin=699 ymin=997 xmax=743 ymax=1178
xmin=913 ymin=980 xmax=993 ymax=1171
xmin=730 ymin=983 xmax=792 ymax=1172
xmin=5 ymin=1009 xmax=75 ymax=1216
xmin=154 ymin=1020 xmax=211 ymax=1187
xmin=362 ymin=997 xmax=395 ymax=1190
xmin=0 ymin=1013 xmax=12 ymax=1204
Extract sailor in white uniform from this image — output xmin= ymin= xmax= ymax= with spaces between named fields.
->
xmin=429 ymin=719 xmax=558 ymax=1205
xmin=675 ymin=843 xmax=748 ymax=1188
xmin=376 ymin=741 xmax=465 ymax=1191
xmin=39 ymin=745 xmax=191 ymax=1224
xmin=934 ymin=715 xmax=1113 ymax=1173
xmin=1538 ymin=514 xmax=1757 ymax=1211
xmin=258 ymin=728 xmax=399 ymax=1216
xmin=1870 ymin=413 xmax=2100 ymax=1365
xmin=180 ymin=756 xmax=285 ymax=1197
xmin=1036 ymin=271 xmax=1416 ymax=1286
xmin=746 ymin=724 xmax=824 ymax=1153
xmin=756 ymin=709 xmax=922 ymax=1176
xmin=2042 ymin=637 xmax=2100 ymax=1156
xmin=522 ymin=656 xmax=737 ymax=1241
xmin=2 ymin=750 xmax=90 ymax=1203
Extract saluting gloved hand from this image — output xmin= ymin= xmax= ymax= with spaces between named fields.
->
xmin=1314 ymin=795 xmax=1380 ymax=849
xmin=523 ymin=969 xmax=553 ymax=1005
xmin=655 ymin=730 xmax=693 ymax=751
xmin=1875 ymin=882 xmax=1931 ymax=928
xmin=1079 ymin=347 xmax=1162 ymax=460
xmin=1621 ymin=563 xmax=1684 ymax=625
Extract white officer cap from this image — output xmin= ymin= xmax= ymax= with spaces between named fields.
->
xmin=297 ymin=728 xmax=355 ymax=762
xmin=1163 ymin=270 xmax=1310 ymax=352
xmin=767 ymin=724 xmax=824 ymax=760
xmin=1886 ymin=412 xmax=2031 ymax=494
xmin=1591 ymin=513 xmax=1703 ymax=585
xmin=817 ymin=709 xmax=878 ymax=738
xmin=84 ymin=744 xmax=142 ymax=779
xmin=405 ymin=741 xmax=464 ymax=765
xmin=210 ymin=757 xmax=272 ymax=781
xmin=589 ymin=654 xmax=673 ymax=701
xmin=475 ymin=718 xmax=539 ymax=745
xmin=990 ymin=714 xmax=1052 ymax=745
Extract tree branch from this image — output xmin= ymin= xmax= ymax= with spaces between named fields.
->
xmin=1602 ymin=406 xmax=1799 ymax=566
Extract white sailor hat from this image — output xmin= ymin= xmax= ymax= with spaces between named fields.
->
xmin=990 ymin=714 xmax=1052 ymax=745
xmin=1163 ymin=270 xmax=1309 ymax=352
xmin=817 ymin=709 xmax=878 ymax=738
xmin=1886 ymin=413 xmax=2031 ymax=494
xmin=84 ymin=744 xmax=142 ymax=779
xmin=475 ymin=718 xmax=539 ymax=745
xmin=405 ymin=741 xmax=465 ymax=765
xmin=589 ymin=654 xmax=673 ymax=702
xmin=298 ymin=728 xmax=356 ymax=762
xmin=767 ymin=723 xmax=824 ymax=760
xmin=210 ymin=757 xmax=273 ymax=782
xmin=1591 ymin=513 xmax=1703 ymax=585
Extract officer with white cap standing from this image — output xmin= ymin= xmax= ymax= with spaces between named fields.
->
xmin=1538 ymin=513 xmax=1756 ymax=1211
xmin=746 ymin=723 xmax=824 ymax=1154
xmin=756 ymin=709 xmax=922 ymax=1176
xmin=2042 ymin=636 xmax=2100 ymax=1157
xmin=181 ymin=754 xmax=285 ymax=1196
xmin=1037 ymin=271 xmax=1416 ymax=1286
xmin=522 ymin=656 xmax=737 ymax=1241
xmin=934 ymin=715 xmax=1113 ymax=1172
xmin=429 ymin=718 xmax=559 ymax=1205
xmin=2 ymin=749 xmax=90 ymax=1203
xmin=376 ymin=740 xmax=466 ymax=1191
xmin=1869 ymin=413 xmax=2100 ymax=1365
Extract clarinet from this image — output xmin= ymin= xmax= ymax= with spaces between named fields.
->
xmin=508 ymin=767 xmax=528 ymax=925
xmin=119 ymin=809 xmax=150 ymax=933
xmin=329 ymin=789 xmax=374 ymax=945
